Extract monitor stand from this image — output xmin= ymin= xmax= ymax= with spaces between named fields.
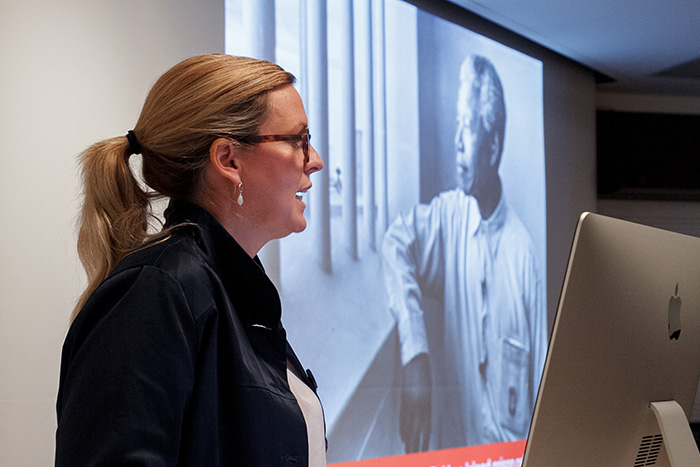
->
xmin=650 ymin=401 xmax=700 ymax=466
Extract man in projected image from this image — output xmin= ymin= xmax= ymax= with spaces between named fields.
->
xmin=382 ymin=54 xmax=547 ymax=453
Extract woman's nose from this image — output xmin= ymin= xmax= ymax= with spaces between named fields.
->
xmin=306 ymin=144 xmax=324 ymax=173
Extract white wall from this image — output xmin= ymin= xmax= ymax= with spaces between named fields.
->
xmin=0 ymin=1 xmax=223 ymax=465
xmin=544 ymin=58 xmax=598 ymax=326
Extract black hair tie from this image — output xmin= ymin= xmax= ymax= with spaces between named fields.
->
xmin=126 ymin=130 xmax=142 ymax=155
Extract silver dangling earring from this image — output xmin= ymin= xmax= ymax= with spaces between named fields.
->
xmin=237 ymin=182 xmax=244 ymax=206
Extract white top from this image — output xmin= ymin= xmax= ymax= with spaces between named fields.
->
xmin=287 ymin=366 xmax=326 ymax=467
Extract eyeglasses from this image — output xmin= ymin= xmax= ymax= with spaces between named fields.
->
xmin=243 ymin=133 xmax=311 ymax=163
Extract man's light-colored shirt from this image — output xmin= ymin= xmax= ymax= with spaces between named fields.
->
xmin=382 ymin=189 xmax=547 ymax=449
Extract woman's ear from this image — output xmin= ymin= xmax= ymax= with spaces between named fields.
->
xmin=208 ymin=138 xmax=242 ymax=185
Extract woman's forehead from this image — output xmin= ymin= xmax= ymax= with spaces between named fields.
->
xmin=260 ymin=85 xmax=308 ymax=132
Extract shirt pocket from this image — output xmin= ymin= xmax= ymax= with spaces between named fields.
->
xmin=498 ymin=336 xmax=530 ymax=438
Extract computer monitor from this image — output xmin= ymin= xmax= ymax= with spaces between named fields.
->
xmin=523 ymin=212 xmax=700 ymax=466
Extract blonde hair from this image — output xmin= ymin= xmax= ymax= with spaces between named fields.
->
xmin=74 ymin=54 xmax=295 ymax=318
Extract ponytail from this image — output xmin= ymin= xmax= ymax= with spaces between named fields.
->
xmin=73 ymin=136 xmax=152 ymax=318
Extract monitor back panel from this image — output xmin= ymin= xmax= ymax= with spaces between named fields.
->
xmin=523 ymin=212 xmax=700 ymax=466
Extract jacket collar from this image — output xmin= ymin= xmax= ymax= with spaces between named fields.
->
xmin=164 ymin=200 xmax=282 ymax=331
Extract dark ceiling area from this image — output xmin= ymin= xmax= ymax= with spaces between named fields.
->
xmin=449 ymin=0 xmax=700 ymax=96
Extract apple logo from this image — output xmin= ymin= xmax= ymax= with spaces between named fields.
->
xmin=668 ymin=283 xmax=682 ymax=340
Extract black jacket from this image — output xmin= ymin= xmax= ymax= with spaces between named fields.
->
xmin=56 ymin=201 xmax=322 ymax=466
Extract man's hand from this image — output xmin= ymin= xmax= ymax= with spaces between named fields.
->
xmin=400 ymin=353 xmax=432 ymax=453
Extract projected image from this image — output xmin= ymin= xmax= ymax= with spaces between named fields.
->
xmin=384 ymin=53 xmax=546 ymax=453
xmin=226 ymin=0 xmax=545 ymax=464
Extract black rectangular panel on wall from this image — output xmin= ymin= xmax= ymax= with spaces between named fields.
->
xmin=597 ymin=110 xmax=700 ymax=200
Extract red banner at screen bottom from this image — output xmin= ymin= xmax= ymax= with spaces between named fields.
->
xmin=330 ymin=440 xmax=526 ymax=467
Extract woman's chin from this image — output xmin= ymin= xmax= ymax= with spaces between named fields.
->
xmin=279 ymin=217 xmax=307 ymax=238
xmin=293 ymin=217 xmax=307 ymax=233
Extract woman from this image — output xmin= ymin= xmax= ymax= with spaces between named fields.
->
xmin=55 ymin=54 xmax=325 ymax=466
